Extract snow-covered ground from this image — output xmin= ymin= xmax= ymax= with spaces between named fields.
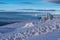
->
xmin=0 ymin=14 xmax=60 ymax=40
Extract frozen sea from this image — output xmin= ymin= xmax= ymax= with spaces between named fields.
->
xmin=0 ymin=12 xmax=60 ymax=40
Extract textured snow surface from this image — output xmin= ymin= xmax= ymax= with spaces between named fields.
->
xmin=0 ymin=17 xmax=60 ymax=40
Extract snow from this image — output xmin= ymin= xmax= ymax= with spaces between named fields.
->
xmin=0 ymin=14 xmax=60 ymax=40
xmin=23 ymin=22 xmax=34 ymax=28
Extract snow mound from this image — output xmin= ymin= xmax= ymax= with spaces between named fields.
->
xmin=23 ymin=22 xmax=34 ymax=28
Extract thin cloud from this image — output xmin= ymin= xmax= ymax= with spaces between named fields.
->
xmin=36 ymin=9 xmax=56 ymax=11
xmin=0 ymin=2 xmax=7 ymax=4
xmin=0 ymin=10 xmax=6 ymax=11
xmin=19 ymin=2 xmax=40 ymax=4
xmin=16 ymin=9 xmax=35 ymax=10
xmin=16 ymin=9 xmax=56 ymax=11
xmin=45 ymin=0 xmax=60 ymax=4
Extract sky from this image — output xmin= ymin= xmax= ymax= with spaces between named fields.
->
xmin=0 ymin=0 xmax=60 ymax=12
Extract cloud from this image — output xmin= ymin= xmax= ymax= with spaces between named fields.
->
xmin=0 ymin=10 xmax=6 ymax=11
xmin=16 ymin=9 xmax=56 ymax=11
xmin=16 ymin=9 xmax=35 ymax=10
xmin=45 ymin=0 xmax=60 ymax=4
xmin=19 ymin=2 xmax=40 ymax=4
xmin=36 ymin=9 xmax=56 ymax=11
xmin=0 ymin=2 xmax=7 ymax=4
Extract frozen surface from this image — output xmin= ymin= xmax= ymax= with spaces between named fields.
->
xmin=0 ymin=14 xmax=60 ymax=40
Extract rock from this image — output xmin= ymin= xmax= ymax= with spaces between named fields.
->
xmin=46 ymin=13 xmax=53 ymax=20
xmin=40 ymin=13 xmax=53 ymax=23
xmin=40 ymin=16 xmax=47 ymax=23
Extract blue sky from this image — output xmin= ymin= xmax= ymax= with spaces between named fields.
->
xmin=0 ymin=0 xmax=60 ymax=12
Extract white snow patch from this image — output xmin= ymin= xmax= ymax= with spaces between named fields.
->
xmin=34 ymin=32 xmax=39 ymax=36
xmin=23 ymin=22 xmax=34 ymax=28
xmin=32 ymin=14 xmax=38 ymax=16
